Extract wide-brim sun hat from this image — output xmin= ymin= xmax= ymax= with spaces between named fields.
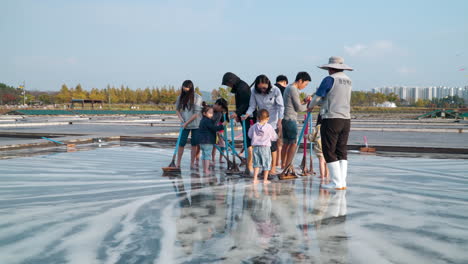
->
xmin=318 ymin=56 xmax=353 ymax=71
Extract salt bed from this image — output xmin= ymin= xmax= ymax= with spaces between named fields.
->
xmin=0 ymin=144 xmax=467 ymax=264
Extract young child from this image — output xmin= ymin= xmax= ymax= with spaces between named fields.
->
xmin=309 ymin=114 xmax=329 ymax=179
xmin=248 ymin=109 xmax=278 ymax=184
xmin=211 ymin=98 xmax=229 ymax=165
xmin=198 ymin=103 xmax=225 ymax=174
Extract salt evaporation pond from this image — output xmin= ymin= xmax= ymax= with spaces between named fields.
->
xmin=0 ymin=143 xmax=467 ymax=264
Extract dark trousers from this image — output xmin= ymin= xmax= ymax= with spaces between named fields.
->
xmin=243 ymin=116 xmax=255 ymax=148
xmin=320 ymin=118 xmax=351 ymax=163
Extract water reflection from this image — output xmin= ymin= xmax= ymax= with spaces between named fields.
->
xmin=168 ymin=173 xmax=348 ymax=263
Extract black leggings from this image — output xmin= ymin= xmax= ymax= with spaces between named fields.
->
xmin=320 ymin=118 xmax=350 ymax=163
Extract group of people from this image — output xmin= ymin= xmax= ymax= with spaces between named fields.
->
xmin=174 ymin=56 xmax=353 ymax=190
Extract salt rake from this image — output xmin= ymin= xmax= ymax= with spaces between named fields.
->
xmin=228 ymin=116 xmax=241 ymax=173
xmin=214 ymin=145 xmax=237 ymax=174
xmin=222 ymin=114 xmax=240 ymax=174
xmin=241 ymin=118 xmax=251 ymax=177
xmin=308 ymin=115 xmax=315 ymax=175
xmin=162 ymin=126 xmax=184 ymax=173
xmin=299 ymin=114 xmax=311 ymax=176
xmin=41 ymin=137 xmax=76 ymax=151
xmin=360 ymin=136 xmax=376 ymax=153
xmin=279 ymin=112 xmax=311 ymax=180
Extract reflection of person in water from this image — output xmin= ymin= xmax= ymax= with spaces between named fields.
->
xmin=228 ymin=183 xmax=282 ymax=262
xmin=314 ymin=190 xmax=348 ymax=264
xmin=173 ymin=172 xmax=230 ymax=262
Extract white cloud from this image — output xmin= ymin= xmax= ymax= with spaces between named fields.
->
xmin=344 ymin=44 xmax=367 ymax=56
xmin=344 ymin=40 xmax=395 ymax=57
xmin=397 ymin=66 xmax=416 ymax=75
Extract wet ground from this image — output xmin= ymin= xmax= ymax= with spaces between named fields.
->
xmin=0 ymin=144 xmax=467 ymax=264
xmin=1 ymin=115 xmax=467 ymax=150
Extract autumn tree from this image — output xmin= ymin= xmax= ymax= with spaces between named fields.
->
xmin=55 ymin=84 xmax=72 ymax=103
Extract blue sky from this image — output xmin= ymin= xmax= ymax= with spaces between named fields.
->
xmin=1 ymin=0 xmax=467 ymax=94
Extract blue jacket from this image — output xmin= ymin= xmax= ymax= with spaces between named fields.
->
xmin=198 ymin=116 xmax=224 ymax=144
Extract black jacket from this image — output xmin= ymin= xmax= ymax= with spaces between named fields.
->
xmin=198 ymin=116 xmax=224 ymax=144
xmin=275 ymin=83 xmax=286 ymax=96
xmin=222 ymin=72 xmax=252 ymax=119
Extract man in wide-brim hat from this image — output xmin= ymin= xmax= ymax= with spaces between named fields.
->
xmin=308 ymin=56 xmax=353 ymax=190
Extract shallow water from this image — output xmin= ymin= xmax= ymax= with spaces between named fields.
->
xmin=0 ymin=144 xmax=467 ymax=264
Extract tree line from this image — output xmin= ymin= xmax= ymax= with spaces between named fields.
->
xmin=1 ymin=82 xmax=465 ymax=108
xmin=0 ymin=83 xmax=202 ymax=105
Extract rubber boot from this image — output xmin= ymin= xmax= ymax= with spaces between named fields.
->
xmin=338 ymin=160 xmax=348 ymax=190
xmin=321 ymin=161 xmax=342 ymax=190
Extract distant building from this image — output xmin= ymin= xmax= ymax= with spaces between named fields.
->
xmin=373 ymin=86 xmax=468 ymax=103
xmin=375 ymin=101 xmax=397 ymax=108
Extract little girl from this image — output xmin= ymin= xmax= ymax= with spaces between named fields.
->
xmin=248 ymin=109 xmax=278 ymax=184
xmin=198 ymin=103 xmax=226 ymax=174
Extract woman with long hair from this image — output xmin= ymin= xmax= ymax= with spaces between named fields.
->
xmin=176 ymin=80 xmax=202 ymax=169
xmin=242 ymin=74 xmax=284 ymax=176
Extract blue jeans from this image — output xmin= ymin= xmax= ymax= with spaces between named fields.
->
xmin=200 ymin=144 xmax=213 ymax=160
xmin=253 ymin=146 xmax=271 ymax=171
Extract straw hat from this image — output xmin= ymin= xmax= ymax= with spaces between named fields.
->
xmin=318 ymin=56 xmax=353 ymax=71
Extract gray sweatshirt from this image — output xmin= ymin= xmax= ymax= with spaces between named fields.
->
xmin=175 ymin=94 xmax=202 ymax=129
xmin=246 ymin=86 xmax=284 ymax=127
xmin=283 ymin=84 xmax=307 ymax=121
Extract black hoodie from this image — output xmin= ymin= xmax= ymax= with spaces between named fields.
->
xmin=222 ymin=72 xmax=252 ymax=120
xmin=274 ymin=82 xmax=286 ymax=96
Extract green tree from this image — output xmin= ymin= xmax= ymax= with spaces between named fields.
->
xmin=126 ymin=87 xmax=136 ymax=103
xmin=73 ymin=84 xmax=87 ymax=99
xmin=211 ymin=89 xmax=220 ymax=100
xmin=38 ymin=94 xmax=52 ymax=104
xmin=89 ymin=88 xmax=106 ymax=101
xmin=414 ymin=98 xmax=429 ymax=107
xmin=151 ymin=88 xmax=160 ymax=104
xmin=55 ymin=84 xmax=72 ymax=103
xmin=195 ymin=86 xmax=202 ymax=96
xmin=386 ymin=92 xmax=399 ymax=102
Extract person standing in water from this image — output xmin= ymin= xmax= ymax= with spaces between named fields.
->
xmin=175 ymin=80 xmax=202 ymax=169
xmin=281 ymin=72 xmax=311 ymax=170
xmin=198 ymin=104 xmax=226 ymax=174
xmin=242 ymin=74 xmax=284 ymax=176
xmin=274 ymin=75 xmax=288 ymax=170
xmin=308 ymin=56 xmax=353 ymax=190
xmin=248 ymin=109 xmax=278 ymax=184
xmin=222 ymin=72 xmax=255 ymax=173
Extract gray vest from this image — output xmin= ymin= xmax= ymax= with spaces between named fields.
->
xmin=320 ymin=72 xmax=352 ymax=119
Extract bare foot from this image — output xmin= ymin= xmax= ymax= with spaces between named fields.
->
xmin=253 ymin=180 xmax=259 ymax=185
xmin=263 ymin=180 xmax=271 ymax=184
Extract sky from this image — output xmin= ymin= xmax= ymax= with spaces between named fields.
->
xmin=1 ymin=0 xmax=467 ymax=94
